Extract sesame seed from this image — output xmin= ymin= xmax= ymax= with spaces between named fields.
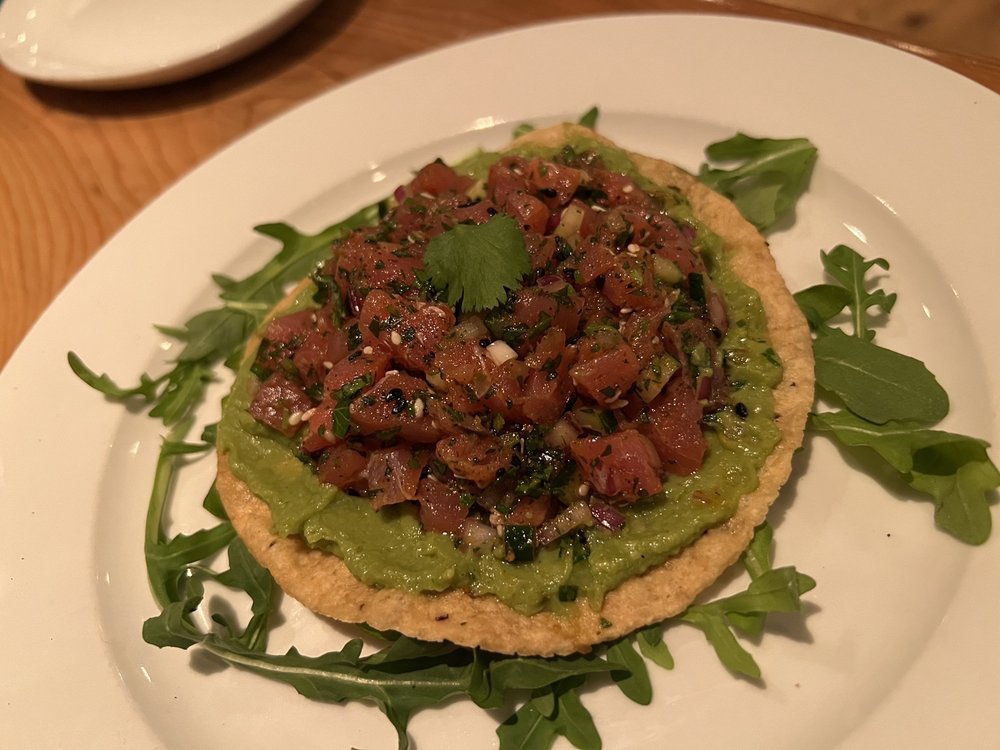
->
xmin=390 ymin=331 xmax=403 ymax=345
xmin=578 ymin=482 xmax=591 ymax=497
xmin=622 ymin=184 xmax=634 ymax=194
xmin=413 ymin=398 xmax=425 ymax=418
xmin=288 ymin=411 xmax=303 ymax=426
xmin=362 ymin=345 xmax=374 ymax=355
xmin=619 ymin=307 xmax=632 ymax=315
xmin=385 ymin=369 xmax=399 ymax=376
xmin=591 ymin=204 xmax=606 ymax=213
xmin=323 ymin=360 xmax=334 ymax=369
xmin=300 ymin=407 xmax=316 ymax=421
xmin=626 ymin=243 xmax=641 ymax=255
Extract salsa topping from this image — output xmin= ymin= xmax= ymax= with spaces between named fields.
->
xmin=246 ymin=147 xmax=736 ymax=562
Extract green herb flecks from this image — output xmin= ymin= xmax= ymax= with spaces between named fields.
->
xmin=698 ymin=133 xmax=817 ymax=231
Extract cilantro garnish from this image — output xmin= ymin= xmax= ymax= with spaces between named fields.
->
xmin=421 ymin=214 xmax=530 ymax=312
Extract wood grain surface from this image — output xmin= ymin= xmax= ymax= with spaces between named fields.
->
xmin=2 ymin=0 xmax=999 ymax=369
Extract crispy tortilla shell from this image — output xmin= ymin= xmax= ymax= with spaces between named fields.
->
xmin=216 ymin=124 xmax=815 ymax=656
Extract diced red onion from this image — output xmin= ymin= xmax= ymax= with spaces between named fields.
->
xmin=393 ymin=185 xmax=407 ymax=203
xmin=545 ymin=207 xmax=563 ymax=234
xmin=590 ymin=499 xmax=627 ymax=532
xmin=696 ymin=372 xmax=713 ymax=401
xmin=537 ymin=274 xmax=564 ymax=290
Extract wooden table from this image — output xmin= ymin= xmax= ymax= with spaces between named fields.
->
xmin=3 ymin=0 xmax=998 ymax=370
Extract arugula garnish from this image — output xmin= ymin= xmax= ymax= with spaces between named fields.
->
xmin=68 ymin=205 xmax=381 ymax=428
xmin=794 ymin=244 xmax=998 ymax=543
xmin=810 ymin=412 xmax=999 ymax=544
xmin=698 ymin=133 xmax=817 ymax=231
xmin=421 ymin=214 xmax=531 ymax=312
xmin=511 ymin=105 xmax=600 ymax=140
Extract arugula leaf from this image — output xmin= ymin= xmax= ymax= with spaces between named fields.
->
xmin=69 ymin=209 xmax=380 ymax=429
xmin=672 ymin=523 xmax=814 ymax=677
xmin=811 ymin=411 xmax=998 ymax=544
xmin=219 ymin=221 xmax=362 ymax=305
xmin=213 ymin=538 xmax=277 ymax=652
xmin=196 ymin=638 xmax=477 ymax=750
xmin=512 ymin=122 xmax=536 ymax=139
xmin=802 ymin=246 xmax=949 ymax=423
xmin=605 ymin=637 xmax=652 ymax=704
xmin=421 ymin=214 xmax=530 ymax=312
xmin=680 ymin=566 xmax=815 ymax=679
xmin=793 ymin=283 xmax=852 ymax=331
xmin=816 ymin=245 xmax=897 ymax=340
xmin=476 ymin=654 xmax=614 ymax=709
xmin=511 ymin=105 xmax=599 ymax=141
xmin=698 ymin=133 xmax=817 ymax=231
xmin=634 ymin=624 xmax=674 ymax=670
xmin=577 ymin=106 xmax=599 ymax=129
xmin=67 ymin=351 xmax=164 ymax=401
xmin=813 ymin=329 xmax=949 ymax=424
xmin=496 ymin=676 xmax=600 ymax=750
xmin=795 ymin=245 xmax=996 ymax=542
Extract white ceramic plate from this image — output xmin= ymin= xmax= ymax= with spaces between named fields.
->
xmin=1 ymin=14 xmax=998 ymax=750
xmin=0 ymin=0 xmax=320 ymax=89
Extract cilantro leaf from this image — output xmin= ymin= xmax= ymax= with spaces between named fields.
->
xmin=421 ymin=214 xmax=530 ymax=312
xmin=698 ymin=133 xmax=817 ymax=231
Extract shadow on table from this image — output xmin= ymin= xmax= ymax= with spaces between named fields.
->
xmin=25 ymin=0 xmax=365 ymax=116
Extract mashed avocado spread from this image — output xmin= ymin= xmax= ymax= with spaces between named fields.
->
xmin=217 ymin=138 xmax=782 ymax=616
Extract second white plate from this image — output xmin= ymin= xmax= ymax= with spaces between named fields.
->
xmin=0 ymin=0 xmax=321 ymax=88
